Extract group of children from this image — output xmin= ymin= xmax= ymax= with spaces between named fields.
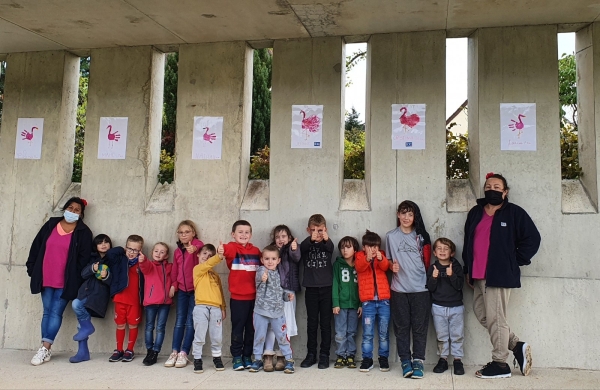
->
xmin=58 ymin=200 xmax=467 ymax=378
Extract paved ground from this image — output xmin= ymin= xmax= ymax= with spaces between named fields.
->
xmin=1 ymin=349 xmax=599 ymax=389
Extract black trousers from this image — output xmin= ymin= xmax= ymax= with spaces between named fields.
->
xmin=390 ymin=290 xmax=430 ymax=361
xmin=229 ymin=298 xmax=255 ymax=357
xmin=304 ymin=286 xmax=333 ymax=357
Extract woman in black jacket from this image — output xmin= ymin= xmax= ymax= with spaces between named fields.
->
xmin=26 ymin=197 xmax=93 ymax=366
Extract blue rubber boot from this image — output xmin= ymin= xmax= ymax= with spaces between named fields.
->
xmin=73 ymin=319 xmax=95 ymax=341
xmin=69 ymin=338 xmax=90 ymax=363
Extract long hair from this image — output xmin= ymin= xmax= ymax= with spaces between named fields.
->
xmin=397 ymin=200 xmax=431 ymax=247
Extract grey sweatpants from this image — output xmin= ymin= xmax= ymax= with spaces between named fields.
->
xmin=431 ymin=304 xmax=464 ymax=359
xmin=192 ymin=304 xmax=223 ymax=359
xmin=253 ymin=312 xmax=292 ymax=360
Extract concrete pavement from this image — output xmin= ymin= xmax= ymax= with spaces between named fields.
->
xmin=0 ymin=349 xmax=599 ymax=389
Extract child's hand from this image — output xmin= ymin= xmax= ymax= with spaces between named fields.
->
xmin=100 ymin=268 xmax=108 ymax=278
xmin=291 ymin=238 xmax=297 ymax=251
xmin=169 ymin=286 xmax=175 ymax=298
xmin=446 ymin=265 xmax=453 ymax=277
xmin=311 ymin=231 xmax=319 ymax=241
xmin=138 ymin=252 xmax=145 ymax=262
xmin=392 ymin=259 xmax=400 ymax=273
xmin=187 ymin=245 xmax=197 ymax=254
xmin=376 ymin=250 xmax=382 ymax=261
xmin=221 ymin=309 xmax=227 ymax=320
xmin=217 ymin=241 xmax=224 ymax=256
xmin=92 ymin=262 xmax=99 ymax=272
xmin=322 ymin=230 xmax=329 ymax=242
xmin=333 ymin=307 xmax=340 ymax=315
xmin=432 ymin=265 xmax=439 ymax=278
xmin=261 ymin=270 xmax=268 ymax=283
xmin=288 ymin=293 xmax=294 ymax=301
xmin=357 ymin=307 xmax=362 ymax=317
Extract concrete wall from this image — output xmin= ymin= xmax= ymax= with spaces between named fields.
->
xmin=1 ymin=24 xmax=600 ymax=370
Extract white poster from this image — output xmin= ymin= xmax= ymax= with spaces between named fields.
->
xmin=392 ymin=104 xmax=426 ymax=150
xmin=15 ymin=118 xmax=44 ymax=159
xmin=291 ymin=105 xmax=323 ymax=149
xmin=500 ymin=103 xmax=536 ymax=151
xmin=192 ymin=116 xmax=223 ymax=160
xmin=98 ymin=117 xmax=128 ymax=159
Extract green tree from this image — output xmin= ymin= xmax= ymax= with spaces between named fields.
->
xmin=157 ymin=53 xmax=178 ymax=183
xmin=345 ymin=107 xmax=364 ymax=131
xmin=344 ymin=109 xmax=365 ymax=179
xmin=558 ymin=53 xmax=581 ymax=179
xmin=251 ymin=49 xmax=272 ymax=157
xmin=446 ymin=122 xmax=469 ymax=179
xmin=71 ymin=57 xmax=89 ymax=182
xmin=345 ymin=48 xmax=366 ymax=87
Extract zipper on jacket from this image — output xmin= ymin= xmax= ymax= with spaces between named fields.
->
xmin=149 ymin=285 xmax=154 ymax=298
xmin=162 ymin=262 xmax=167 ymax=304
xmin=370 ymin=261 xmax=378 ymax=298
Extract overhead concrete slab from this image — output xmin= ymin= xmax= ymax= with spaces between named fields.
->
xmin=0 ymin=18 xmax=65 ymax=53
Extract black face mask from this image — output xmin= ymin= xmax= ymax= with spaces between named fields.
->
xmin=484 ymin=190 xmax=505 ymax=206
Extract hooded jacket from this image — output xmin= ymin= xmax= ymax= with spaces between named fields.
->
xmin=140 ymin=259 xmax=173 ymax=306
xmin=355 ymin=250 xmax=391 ymax=302
xmin=171 ymin=238 xmax=203 ymax=293
xmin=276 ymin=241 xmax=301 ymax=292
xmin=103 ymin=247 xmax=144 ymax=304
xmin=77 ymin=252 xmax=111 ymax=318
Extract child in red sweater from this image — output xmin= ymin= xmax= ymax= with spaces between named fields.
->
xmin=217 ymin=220 xmax=261 ymax=371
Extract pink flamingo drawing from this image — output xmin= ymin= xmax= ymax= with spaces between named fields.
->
xmin=203 ymin=127 xmax=217 ymax=143
xmin=300 ymin=110 xmax=321 ymax=140
xmin=399 ymin=107 xmax=420 ymax=132
xmin=107 ymin=125 xmax=121 ymax=148
xmin=21 ymin=126 xmax=38 ymax=145
xmin=508 ymin=114 xmax=526 ymax=138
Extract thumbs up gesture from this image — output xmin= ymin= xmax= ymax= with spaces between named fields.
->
xmin=432 ymin=265 xmax=439 ymax=278
xmin=138 ymin=252 xmax=145 ymax=263
xmin=217 ymin=241 xmax=225 ymax=256
xmin=291 ymin=238 xmax=298 ymax=251
xmin=392 ymin=259 xmax=400 ymax=273
xmin=261 ymin=269 xmax=268 ymax=283
xmin=376 ymin=250 xmax=382 ymax=261
xmin=446 ymin=264 xmax=453 ymax=277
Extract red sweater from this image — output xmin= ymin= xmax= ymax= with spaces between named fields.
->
xmin=223 ymin=242 xmax=261 ymax=300
xmin=171 ymin=238 xmax=203 ymax=293
xmin=140 ymin=259 xmax=173 ymax=306
xmin=355 ymin=250 xmax=391 ymax=302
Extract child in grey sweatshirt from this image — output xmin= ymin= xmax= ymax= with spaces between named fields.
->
xmin=249 ymin=245 xmax=295 ymax=374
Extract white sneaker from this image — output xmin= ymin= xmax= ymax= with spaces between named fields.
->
xmin=175 ymin=351 xmax=188 ymax=368
xmin=165 ymin=352 xmax=178 ymax=367
xmin=31 ymin=346 xmax=51 ymax=366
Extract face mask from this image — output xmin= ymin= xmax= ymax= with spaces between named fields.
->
xmin=64 ymin=210 xmax=80 ymax=223
xmin=484 ymin=190 xmax=504 ymax=206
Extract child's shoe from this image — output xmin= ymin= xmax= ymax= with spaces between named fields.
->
xmin=334 ymin=355 xmax=346 ymax=368
xmin=142 ymin=349 xmax=154 ymax=365
xmin=476 ymin=361 xmax=511 ymax=379
xmin=175 ymin=351 xmax=188 ymax=368
xmin=232 ymin=356 xmax=244 ymax=371
xmin=300 ymin=353 xmax=317 ymax=368
xmin=433 ymin=358 xmax=448 ymax=373
xmin=193 ymin=359 xmax=204 ymax=373
xmin=512 ymin=341 xmax=532 ymax=376
xmin=69 ymin=338 xmax=90 ymax=363
xmin=249 ymin=359 xmax=264 ymax=372
xmin=318 ymin=354 xmax=329 ymax=369
xmin=412 ymin=359 xmax=424 ymax=379
xmin=346 ymin=355 xmax=357 ymax=369
xmin=213 ymin=356 xmax=225 ymax=371
xmin=401 ymin=360 xmax=413 ymax=378
xmin=263 ymin=352 xmax=275 ymax=372
xmin=73 ymin=319 xmax=95 ymax=341
xmin=108 ymin=349 xmax=124 ymax=362
xmin=164 ymin=352 xmax=178 ymax=367
xmin=359 ymin=357 xmax=373 ymax=372
xmin=274 ymin=354 xmax=286 ymax=371
xmin=122 ymin=349 xmax=135 ymax=362
xmin=284 ymin=359 xmax=295 ymax=374
xmin=378 ymin=356 xmax=390 ymax=372
xmin=31 ymin=345 xmax=51 ymax=366
xmin=146 ymin=350 xmax=159 ymax=366
xmin=243 ymin=355 xmax=253 ymax=369
xmin=453 ymin=359 xmax=465 ymax=375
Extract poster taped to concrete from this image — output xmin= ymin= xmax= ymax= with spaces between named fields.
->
xmin=98 ymin=117 xmax=128 ymax=159
xmin=291 ymin=105 xmax=323 ymax=149
xmin=15 ymin=118 xmax=44 ymax=159
xmin=500 ymin=103 xmax=536 ymax=151
xmin=392 ymin=104 xmax=426 ymax=150
xmin=192 ymin=116 xmax=223 ymax=160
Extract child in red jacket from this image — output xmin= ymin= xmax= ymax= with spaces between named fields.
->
xmin=355 ymin=230 xmax=391 ymax=373
xmin=139 ymin=242 xmax=173 ymax=366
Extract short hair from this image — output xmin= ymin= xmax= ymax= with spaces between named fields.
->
xmin=397 ymin=201 xmax=415 ymax=214
xmin=337 ymin=236 xmax=359 ymax=252
xmin=126 ymin=235 xmax=144 ymax=246
xmin=177 ymin=220 xmax=199 ymax=238
xmin=62 ymin=197 xmax=86 ymax=220
xmin=203 ymin=244 xmax=216 ymax=256
xmin=485 ymin=173 xmax=510 ymax=191
xmin=232 ymin=220 xmax=252 ymax=233
xmin=270 ymin=225 xmax=294 ymax=245
xmin=92 ymin=234 xmax=112 ymax=252
xmin=362 ymin=230 xmax=381 ymax=247
xmin=433 ymin=237 xmax=456 ymax=254
xmin=307 ymin=214 xmax=326 ymax=227
xmin=153 ymin=242 xmax=170 ymax=255
xmin=262 ymin=245 xmax=280 ymax=257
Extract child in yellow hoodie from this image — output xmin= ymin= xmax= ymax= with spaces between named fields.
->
xmin=191 ymin=244 xmax=226 ymax=374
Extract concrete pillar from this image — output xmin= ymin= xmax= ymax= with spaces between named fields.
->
xmin=0 ymin=51 xmax=79 ymax=348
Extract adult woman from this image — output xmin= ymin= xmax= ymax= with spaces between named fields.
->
xmin=26 ymin=197 xmax=93 ymax=366
xmin=462 ymin=173 xmax=540 ymax=379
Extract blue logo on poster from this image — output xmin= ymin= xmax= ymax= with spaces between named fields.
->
xmin=405 ymin=142 xmax=412 ymax=147
xmin=314 ymin=142 xmax=320 ymax=146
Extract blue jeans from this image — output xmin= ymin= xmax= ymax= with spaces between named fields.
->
xmin=172 ymin=291 xmax=195 ymax=353
xmin=145 ymin=304 xmax=171 ymax=352
xmin=72 ymin=297 xmax=90 ymax=322
xmin=334 ymin=308 xmax=358 ymax=357
xmin=40 ymin=287 xmax=69 ymax=344
xmin=361 ymin=299 xmax=390 ymax=359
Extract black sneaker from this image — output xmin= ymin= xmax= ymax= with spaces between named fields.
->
xmin=433 ymin=358 xmax=448 ymax=373
xmin=453 ymin=359 xmax=465 ymax=375
xmin=213 ymin=357 xmax=225 ymax=371
xmin=346 ymin=355 xmax=357 ymax=368
xmin=512 ymin=341 xmax=532 ymax=376
xmin=318 ymin=355 xmax=329 ymax=369
xmin=142 ymin=349 xmax=153 ymax=365
xmin=334 ymin=355 xmax=346 ymax=368
xmin=300 ymin=353 xmax=317 ymax=368
xmin=378 ymin=356 xmax=390 ymax=372
xmin=359 ymin=357 xmax=373 ymax=372
xmin=476 ymin=361 xmax=511 ymax=379
xmin=109 ymin=349 xmax=124 ymax=362
xmin=144 ymin=350 xmax=158 ymax=366
xmin=121 ymin=349 xmax=135 ymax=362
xmin=194 ymin=358 xmax=204 ymax=373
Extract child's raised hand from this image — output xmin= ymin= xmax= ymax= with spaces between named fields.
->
xmin=432 ymin=265 xmax=439 ymax=278
xmin=311 ymin=231 xmax=319 ymax=241
xmin=446 ymin=264 xmax=453 ymax=277
xmin=100 ymin=268 xmax=108 ymax=278
xmin=376 ymin=250 xmax=382 ymax=261
xmin=221 ymin=309 xmax=227 ymax=320
xmin=291 ymin=238 xmax=298 ymax=251
xmin=138 ymin=252 xmax=145 ymax=262
xmin=217 ymin=241 xmax=225 ymax=256
xmin=187 ymin=244 xmax=197 ymax=254
xmin=92 ymin=262 xmax=99 ymax=272
xmin=169 ymin=286 xmax=175 ymax=298
xmin=392 ymin=259 xmax=400 ymax=273
xmin=333 ymin=307 xmax=340 ymax=315
xmin=261 ymin=270 xmax=268 ymax=282
xmin=288 ymin=293 xmax=294 ymax=301
xmin=322 ymin=230 xmax=329 ymax=242
xmin=357 ymin=307 xmax=362 ymax=317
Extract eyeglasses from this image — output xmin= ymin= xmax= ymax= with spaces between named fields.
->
xmin=177 ymin=230 xmax=193 ymax=236
xmin=125 ymin=247 xmax=140 ymax=254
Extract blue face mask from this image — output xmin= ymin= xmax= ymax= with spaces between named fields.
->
xmin=63 ymin=210 xmax=80 ymax=223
